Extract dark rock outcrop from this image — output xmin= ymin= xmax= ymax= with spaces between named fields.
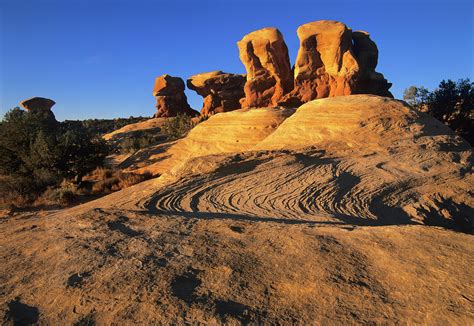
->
xmin=187 ymin=71 xmax=245 ymax=116
xmin=152 ymin=75 xmax=198 ymax=117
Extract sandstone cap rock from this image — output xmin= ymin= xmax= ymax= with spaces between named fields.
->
xmin=20 ymin=97 xmax=56 ymax=111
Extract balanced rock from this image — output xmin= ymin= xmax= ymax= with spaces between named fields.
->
xmin=187 ymin=71 xmax=245 ymax=116
xmin=20 ymin=97 xmax=56 ymax=112
xmin=285 ymin=20 xmax=392 ymax=104
xmin=152 ymin=75 xmax=198 ymax=118
xmin=20 ymin=97 xmax=57 ymax=121
xmin=237 ymin=28 xmax=293 ymax=108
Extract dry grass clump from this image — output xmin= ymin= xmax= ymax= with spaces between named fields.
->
xmin=90 ymin=168 xmax=153 ymax=194
xmin=0 ymin=168 xmax=153 ymax=210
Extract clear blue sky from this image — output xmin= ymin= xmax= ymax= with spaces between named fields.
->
xmin=1 ymin=0 xmax=472 ymax=120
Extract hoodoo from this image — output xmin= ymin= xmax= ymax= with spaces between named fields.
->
xmin=152 ymin=74 xmax=198 ymax=118
xmin=237 ymin=28 xmax=293 ymax=108
xmin=187 ymin=71 xmax=245 ymax=115
xmin=237 ymin=21 xmax=393 ymax=108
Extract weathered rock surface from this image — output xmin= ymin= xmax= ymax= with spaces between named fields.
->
xmin=20 ymin=97 xmax=56 ymax=112
xmin=352 ymin=30 xmax=392 ymax=97
xmin=152 ymin=75 xmax=198 ymax=117
xmin=285 ymin=20 xmax=392 ymax=104
xmin=187 ymin=71 xmax=245 ymax=115
xmin=237 ymin=28 xmax=293 ymax=108
xmin=1 ymin=95 xmax=472 ymax=324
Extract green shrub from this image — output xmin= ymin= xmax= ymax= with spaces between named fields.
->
xmin=404 ymin=78 xmax=473 ymax=145
xmin=0 ymin=106 xmax=109 ymax=206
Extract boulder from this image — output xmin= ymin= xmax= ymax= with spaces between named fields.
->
xmin=237 ymin=28 xmax=293 ymax=108
xmin=187 ymin=71 xmax=245 ymax=116
xmin=152 ymin=75 xmax=198 ymax=117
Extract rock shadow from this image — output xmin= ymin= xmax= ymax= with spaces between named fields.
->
xmin=6 ymin=298 xmax=39 ymax=325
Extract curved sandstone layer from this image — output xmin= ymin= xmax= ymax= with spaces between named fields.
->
xmin=128 ymin=106 xmax=295 ymax=175
xmin=237 ymin=28 xmax=293 ymax=108
xmin=2 ymin=95 xmax=472 ymax=324
xmin=145 ymin=96 xmax=472 ymax=231
xmin=103 ymin=118 xmax=168 ymax=141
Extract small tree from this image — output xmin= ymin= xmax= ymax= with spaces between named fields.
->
xmin=403 ymin=86 xmax=430 ymax=110
xmin=0 ymin=106 xmax=109 ymax=202
xmin=404 ymin=79 xmax=473 ymax=145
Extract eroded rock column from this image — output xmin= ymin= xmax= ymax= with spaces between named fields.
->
xmin=237 ymin=28 xmax=293 ymax=108
xmin=187 ymin=71 xmax=245 ymax=115
xmin=152 ymin=75 xmax=198 ymax=117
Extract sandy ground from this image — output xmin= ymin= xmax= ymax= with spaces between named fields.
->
xmin=1 ymin=96 xmax=473 ymax=324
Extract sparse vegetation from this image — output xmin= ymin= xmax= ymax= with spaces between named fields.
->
xmin=119 ymin=131 xmax=166 ymax=154
xmin=89 ymin=168 xmax=153 ymax=194
xmin=161 ymin=113 xmax=195 ymax=140
xmin=62 ymin=116 xmax=149 ymax=136
xmin=0 ymin=107 xmax=109 ymax=206
xmin=404 ymin=78 xmax=473 ymax=145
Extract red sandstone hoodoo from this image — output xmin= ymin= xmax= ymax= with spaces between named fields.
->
xmin=154 ymin=20 xmax=392 ymax=116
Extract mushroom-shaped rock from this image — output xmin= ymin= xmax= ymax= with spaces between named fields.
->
xmin=20 ymin=97 xmax=57 ymax=122
xmin=352 ymin=31 xmax=392 ymax=97
xmin=237 ymin=28 xmax=293 ymax=108
xmin=152 ymin=75 xmax=198 ymax=118
xmin=187 ymin=71 xmax=245 ymax=116
xmin=20 ymin=97 xmax=56 ymax=112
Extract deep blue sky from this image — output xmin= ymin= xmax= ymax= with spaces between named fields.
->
xmin=1 ymin=0 xmax=473 ymax=120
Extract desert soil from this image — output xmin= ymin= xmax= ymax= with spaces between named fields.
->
xmin=1 ymin=96 xmax=473 ymax=324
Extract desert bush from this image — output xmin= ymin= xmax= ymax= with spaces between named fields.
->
xmin=118 ymin=131 xmax=165 ymax=154
xmin=114 ymin=171 xmax=153 ymax=190
xmin=41 ymin=187 xmax=76 ymax=205
xmin=62 ymin=116 xmax=149 ymax=136
xmin=89 ymin=167 xmax=114 ymax=180
xmin=161 ymin=113 xmax=194 ymax=140
xmin=92 ymin=177 xmax=120 ymax=193
xmin=0 ymin=107 xmax=109 ymax=206
xmin=0 ymin=176 xmax=32 ymax=208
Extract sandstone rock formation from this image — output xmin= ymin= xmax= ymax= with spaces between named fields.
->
xmin=352 ymin=30 xmax=392 ymax=97
xmin=20 ymin=97 xmax=56 ymax=112
xmin=237 ymin=28 xmax=293 ymax=108
xmin=2 ymin=95 xmax=473 ymax=324
xmin=237 ymin=21 xmax=392 ymax=108
xmin=152 ymin=75 xmax=198 ymax=117
xmin=187 ymin=71 xmax=245 ymax=115
xmin=287 ymin=20 xmax=392 ymax=104
xmin=20 ymin=97 xmax=57 ymax=121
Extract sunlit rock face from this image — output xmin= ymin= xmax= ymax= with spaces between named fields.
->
xmin=187 ymin=71 xmax=245 ymax=116
xmin=152 ymin=75 xmax=198 ymax=118
xmin=237 ymin=21 xmax=392 ymax=108
xmin=237 ymin=27 xmax=294 ymax=108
